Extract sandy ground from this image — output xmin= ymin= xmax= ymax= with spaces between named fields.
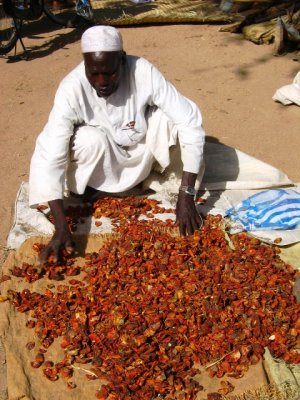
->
xmin=0 ymin=15 xmax=299 ymax=399
xmin=1 ymin=19 xmax=300 ymax=261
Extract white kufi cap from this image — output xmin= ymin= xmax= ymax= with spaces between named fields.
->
xmin=81 ymin=25 xmax=123 ymax=53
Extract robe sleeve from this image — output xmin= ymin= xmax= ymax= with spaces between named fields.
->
xmin=148 ymin=63 xmax=205 ymax=174
xmin=29 ymin=81 xmax=80 ymax=207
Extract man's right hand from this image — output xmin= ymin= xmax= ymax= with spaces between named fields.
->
xmin=39 ymin=199 xmax=75 ymax=265
xmin=39 ymin=228 xmax=75 ymax=265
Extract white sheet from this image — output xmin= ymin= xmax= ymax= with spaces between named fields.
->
xmin=7 ymin=142 xmax=299 ymax=249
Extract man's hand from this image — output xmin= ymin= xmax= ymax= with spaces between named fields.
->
xmin=39 ymin=198 xmax=75 ymax=265
xmin=39 ymin=228 xmax=75 ymax=265
xmin=175 ymin=191 xmax=203 ymax=236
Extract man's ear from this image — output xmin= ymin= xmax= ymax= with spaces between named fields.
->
xmin=121 ymin=51 xmax=127 ymax=63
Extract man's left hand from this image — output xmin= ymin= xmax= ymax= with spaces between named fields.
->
xmin=175 ymin=191 xmax=203 ymax=236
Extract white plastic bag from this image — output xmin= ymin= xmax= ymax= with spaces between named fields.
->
xmin=225 ymin=189 xmax=300 ymax=231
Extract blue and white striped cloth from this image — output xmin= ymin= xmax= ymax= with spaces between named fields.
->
xmin=225 ymin=189 xmax=300 ymax=231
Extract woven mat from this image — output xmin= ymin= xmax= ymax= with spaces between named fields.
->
xmin=90 ymin=0 xmax=233 ymax=26
xmin=1 ymin=235 xmax=300 ymax=399
xmin=0 ymin=235 xmax=267 ymax=400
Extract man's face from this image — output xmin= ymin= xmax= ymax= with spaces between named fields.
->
xmin=84 ymin=51 xmax=123 ymax=98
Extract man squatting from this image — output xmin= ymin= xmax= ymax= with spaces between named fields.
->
xmin=29 ymin=25 xmax=205 ymax=263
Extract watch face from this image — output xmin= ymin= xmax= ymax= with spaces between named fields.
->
xmin=186 ymin=187 xmax=196 ymax=195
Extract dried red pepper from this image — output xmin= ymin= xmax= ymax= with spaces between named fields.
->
xmin=2 ymin=197 xmax=299 ymax=400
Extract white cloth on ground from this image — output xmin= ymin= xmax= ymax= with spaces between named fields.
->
xmin=272 ymin=71 xmax=300 ymax=106
xmin=144 ymin=141 xmax=293 ymax=193
xmin=29 ymin=55 xmax=205 ymax=207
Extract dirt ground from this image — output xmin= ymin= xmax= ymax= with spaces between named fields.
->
xmin=1 ymin=18 xmax=300 ymax=259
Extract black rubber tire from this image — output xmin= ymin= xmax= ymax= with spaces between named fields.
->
xmin=0 ymin=1 xmax=18 ymax=54
xmin=43 ymin=0 xmax=77 ymax=26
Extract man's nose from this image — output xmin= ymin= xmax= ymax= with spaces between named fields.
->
xmin=97 ymin=74 xmax=110 ymax=86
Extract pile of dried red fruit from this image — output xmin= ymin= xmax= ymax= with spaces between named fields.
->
xmin=3 ymin=197 xmax=300 ymax=400
xmin=92 ymin=196 xmax=173 ymax=220
xmin=42 ymin=196 xmax=174 ymax=233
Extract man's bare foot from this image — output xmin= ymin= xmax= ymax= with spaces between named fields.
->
xmin=69 ymin=186 xmax=107 ymax=203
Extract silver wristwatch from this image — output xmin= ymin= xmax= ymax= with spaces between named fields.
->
xmin=179 ymin=185 xmax=196 ymax=196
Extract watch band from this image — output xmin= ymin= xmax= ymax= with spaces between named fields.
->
xmin=179 ymin=185 xmax=196 ymax=196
